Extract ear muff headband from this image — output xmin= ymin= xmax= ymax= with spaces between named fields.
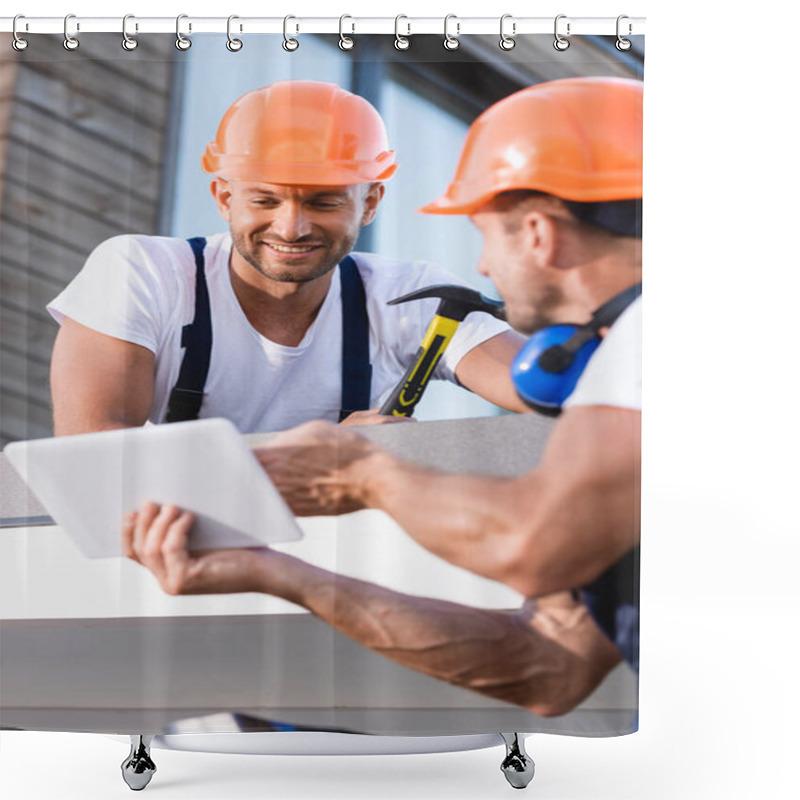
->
xmin=511 ymin=283 xmax=641 ymax=416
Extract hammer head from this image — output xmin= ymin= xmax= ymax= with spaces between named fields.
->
xmin=387 ymin=284 xmax=506 ymax=322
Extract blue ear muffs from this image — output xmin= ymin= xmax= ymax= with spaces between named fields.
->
xmin=511 ymin=282 xmax=642 ymax=417
xmin=512 ymin=326 xmax=601 ymax=416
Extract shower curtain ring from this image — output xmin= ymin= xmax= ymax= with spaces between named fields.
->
xmin=122 ymin=15 xmax=138 ymax=51
xmin=444 ymin=14 xmax=460 ymax=50
xmin=226 ymin=15 xmax=243 ymax=51
xmin=499 ymin=14 xmax=516 ymax=50
xmin=394 ymin=15 xmax=411 ymax=50
xmin=616 ymin=15 xmax=632 ymax=51
xmin=63 ymin=14 xmax=79 ymax=51
xmin=175 ymin=14 xmax=192 ymax=50
xmin=12 ymin=15 xmax=29 ymax=51
xmin=339 ymin=15 xmax=355 ymax=50
xmin=283 ymin=16 xmax=299 ymax=51
xmin=553 ymin=14 xmax=570 ymax=51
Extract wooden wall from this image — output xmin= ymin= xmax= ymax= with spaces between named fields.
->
xmin=0 ymin=34 xmax=178 ymax=445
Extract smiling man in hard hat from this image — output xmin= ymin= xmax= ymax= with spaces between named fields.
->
xmin=48 ymin=81 xmax=526 ymax=436
xmin=125 ymin=77 xmax=643 ymax=717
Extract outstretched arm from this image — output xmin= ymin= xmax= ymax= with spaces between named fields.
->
xmin=257 ymin=404 xmax=640 ymax=598
xmin=124 ymin=503 xmax=621 ymax=717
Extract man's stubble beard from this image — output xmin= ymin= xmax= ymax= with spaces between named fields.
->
xmin=508 ymin=283 xmax=567 ymax=336
xmin=231 ymin=228 xmax=359 ymax=284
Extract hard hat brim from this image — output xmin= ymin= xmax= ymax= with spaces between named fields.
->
xmin=417 ymin=195 xmax=486 ymax=215
xmin=204 ymin=160 xmax=397 ymax=187
xmin=419 ymin=175 xmax=643 ymax=216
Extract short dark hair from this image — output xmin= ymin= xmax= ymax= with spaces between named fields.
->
xmin=562 ymin=197 xmax=642 ymax=238
xmin=494 ymin=190 xmax=642 ymax=238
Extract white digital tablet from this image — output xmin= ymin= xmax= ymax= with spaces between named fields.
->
xmin=2 ymin=418 xmax=303 ymax=558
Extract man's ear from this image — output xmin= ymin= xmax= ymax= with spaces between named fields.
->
xmin=360 ymin=182 xmax=386 ymax=227
xmin=210 ymin=178 xmax=233 ymax=222
xmin=521 ymin=210 xmax=560 ymax=269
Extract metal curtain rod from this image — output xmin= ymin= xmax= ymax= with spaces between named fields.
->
xmin=0 ymin=15 xmax=645 ymax=36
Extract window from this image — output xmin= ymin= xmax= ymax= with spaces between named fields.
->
xmin=375 ymin=77 xmax=501 ymax=420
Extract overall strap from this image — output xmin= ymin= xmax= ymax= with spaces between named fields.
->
xmin=338 ymin=256 xmax=372 ymax=421
xmin=540 ymin=282 xmax=643 ymax=372
xmin=590 ymin=282 xmax=642 ymax=331
xmin=165 ymin=237 xmax=212 ymax=423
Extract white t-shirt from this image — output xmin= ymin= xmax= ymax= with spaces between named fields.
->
xmin=563 ymin=296 xmax=642 ymax=411
xmin=48 ymin=233 xmax=509 ymax=433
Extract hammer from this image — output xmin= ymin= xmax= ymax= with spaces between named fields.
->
xmin=380 ymin=284 xmax=506 ymax=417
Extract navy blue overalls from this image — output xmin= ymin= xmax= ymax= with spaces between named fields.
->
xmin=581 ymin=546 xmax=640 ymax=673
xmin=165 ymin=237 xmax=372 ymax=424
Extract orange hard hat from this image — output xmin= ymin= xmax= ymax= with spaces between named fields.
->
xmin=202 ymin=81 xmax=398 ymax=185
xmin=419 ymin=76 xmax=643 ymax=215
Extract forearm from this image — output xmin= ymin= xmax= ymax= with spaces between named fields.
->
xmin=350 ymin=409 xmax=640 ymax=597
xmin=254 ymin=552 xmax=618 ymax=716
xmin=261 ymin=409 xmax=639 ymax=597
xmin=265 ymin=436 xmax=552 ymax=594
xmin=355 ymin=453 xmax=541 ymax=592
xmin=455 ymin=331 xmax=532 ymax=413
xmin=126 ymin=504 xmax=619 ymax=717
